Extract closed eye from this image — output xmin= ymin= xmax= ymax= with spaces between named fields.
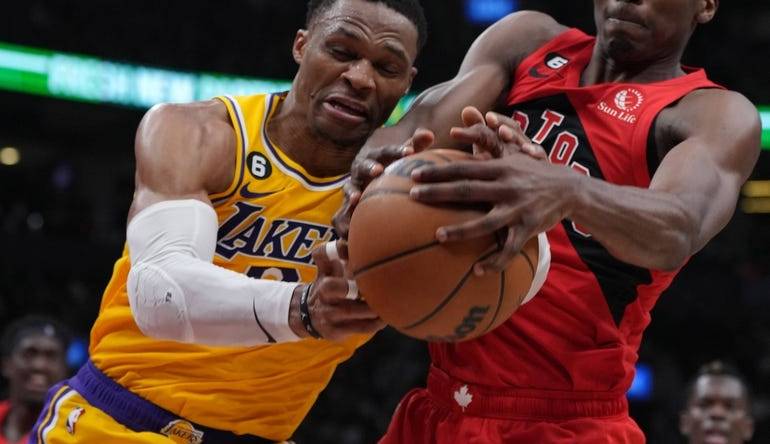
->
xmin=329 ymin=47 xmax=356 ymax=62
xmin=376 ymin=63 xmax=401 ymax=77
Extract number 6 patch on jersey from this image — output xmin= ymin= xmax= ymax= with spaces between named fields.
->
xmin=248 ymin=152 xmax=272 ymax=179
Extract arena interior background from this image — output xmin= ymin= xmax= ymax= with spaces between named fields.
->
xmin=0 ymin=1 xmax=768 ymax=442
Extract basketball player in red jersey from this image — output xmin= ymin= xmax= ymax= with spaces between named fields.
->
xmin=336 ymin=0 xmax=761 ymax=442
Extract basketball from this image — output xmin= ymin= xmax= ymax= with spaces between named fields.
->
xmin=347 ymin=149 xmax=540 ymax=342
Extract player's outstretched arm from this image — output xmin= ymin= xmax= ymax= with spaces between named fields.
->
xmin=409 ymin=90 xmax=761 ymax=272
xmin=334 ymin=11 xmax=566 ymax=237
xmin=126 ymin=102 xmax=381 ymax=346
xmin=366 ymin=11 xmax=565 ymax=153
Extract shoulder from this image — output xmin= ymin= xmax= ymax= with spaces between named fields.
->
xmin=135 ymin=99 xmax=238 ymax=194
xmin=491 ymin=10 xmax=567 ymax=40
xmin=667 ymin=88 xmax=760 ymax=138
xmin=138 ymin=99 xmax=233 ymax=151
xmin=468 ymin=11 xmax=569 ymax=67
xmin=682 ymin=88 xmax=758 ymax=117
xmin=136 ymin=99 xmax=236 ymax=171
xmin=654 ymin=88 xmax=761 ymax=167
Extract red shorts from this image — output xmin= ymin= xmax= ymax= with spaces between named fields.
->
xmin=380 ymin=366 xmax=645 ymax=444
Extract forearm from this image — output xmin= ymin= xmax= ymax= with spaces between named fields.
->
xmin=126 ymin=199 xmax=305 ymax=345
xmin=365 ymin=82 xmax=456 ymax=150
xmin=366 ymin=67 xmax=509 ymax=152
xmin=129 ymin=251 xmax=303 ymax=345
xmin=570 ymin=176 xmax=698 ymax=271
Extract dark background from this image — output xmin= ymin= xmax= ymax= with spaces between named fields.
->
xmin=0 ymin=1 xmax=768 ymax=443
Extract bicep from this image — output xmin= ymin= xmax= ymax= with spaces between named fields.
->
xmin=403 ymin=65 xmax=512 ymax=148
xmin=650 ymin=93 xmax=761 ymax=250
xmin=129 ymin=102 xmax=235 ymax=221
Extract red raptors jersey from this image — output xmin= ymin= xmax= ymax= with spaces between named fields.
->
xmin=430 ymin=29 xmax=721 ymax=394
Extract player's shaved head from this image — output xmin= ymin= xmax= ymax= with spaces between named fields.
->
xmin=306 ymin=0 xmax=427 ymax=52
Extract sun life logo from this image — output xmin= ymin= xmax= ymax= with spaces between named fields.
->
xmin=597 ymin=88 xmax=644 ymax=124
xmin=613 ymin=88 xmax=644 ymax=112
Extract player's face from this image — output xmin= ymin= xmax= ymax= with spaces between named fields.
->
xmin=292 ymin=0 xmax=418 ymax=147
xmin=2 ymin=335 xmax=68 ymax=405
xmin=680 ymin=376 xmax=754 ymax=444
xmin=593 ymin=0 xmax=717 ymax=64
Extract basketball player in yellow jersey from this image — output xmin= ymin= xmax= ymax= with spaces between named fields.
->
xmin=30 ymin=1 xmax=426 ymax=443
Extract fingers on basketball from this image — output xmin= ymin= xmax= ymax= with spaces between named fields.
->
xmin=348 ymin=150 xmax=540 ymax=342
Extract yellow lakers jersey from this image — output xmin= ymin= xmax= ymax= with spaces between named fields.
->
xmin=89 ymin=93 xmax=369 ymax=441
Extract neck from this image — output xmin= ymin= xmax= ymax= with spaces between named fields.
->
xmin=582 ymin=42 xmax=686 ymax=86
xmin=266 ymin=92 xmax=360 ymax=177
xmin=3 ymin=402 xmax=37 ymax=442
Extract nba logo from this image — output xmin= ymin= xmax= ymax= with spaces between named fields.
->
xmin=66 ymin=407 xmax=85 ymax=435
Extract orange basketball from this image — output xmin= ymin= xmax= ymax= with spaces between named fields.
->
xmin=347 ymin=149 xmax=540 ymax=342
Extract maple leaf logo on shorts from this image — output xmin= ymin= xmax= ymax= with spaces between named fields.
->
xmin=453 ymin=385 xmax=473 ymax=411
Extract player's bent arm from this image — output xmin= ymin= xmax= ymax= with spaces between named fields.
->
xmin=336 ymin=13 xmax=566 ymax=238
xmin=364 ymin=11 xmax=566 ymax=151
xmin=569 ymin=90 xmax=761 ymax=270
xmin=127 ymin=200 xmax=303 ymax=344
xmin=126 ymin=101 xmax=305 ymax=345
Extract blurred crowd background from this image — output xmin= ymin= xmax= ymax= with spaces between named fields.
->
xmin=0 ymin=1 xmax=768 ymax=442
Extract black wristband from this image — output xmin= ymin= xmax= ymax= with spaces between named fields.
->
xmin=299 ymin=284 xmax=322 ymax=339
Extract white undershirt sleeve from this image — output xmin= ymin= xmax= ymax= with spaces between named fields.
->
xmin=126 ymin=199 xmax=301 ymax=345
xmin=521 ymin=232 xmax=551 ymax=305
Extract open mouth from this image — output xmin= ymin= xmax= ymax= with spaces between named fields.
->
xmin=607 ymin=17 xmax=645 ymax=28
xmin=607 ymin=7 xmax=645 ymax=29
xmin=25 ymin=373 xmax=51 ymax=392
xmin=323 ymin=96 xmax=369 ymax=125
xmin=703 ymin=430 xmax=729 ymax=444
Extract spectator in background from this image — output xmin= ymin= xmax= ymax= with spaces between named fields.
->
xmin=1 ymin=316 xmax=69 ymax=444
xmin=680 ymin=360 xmax=755 ymax=444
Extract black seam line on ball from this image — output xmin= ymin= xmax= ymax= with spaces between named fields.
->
xmin=519 ymin=247 xmax=536 ymax=278
xmin=352 ymin=240 xmax=441 ymax=278
xmin=401 ymin=247 xmax=499 ymax=330
xmin=478 ymin=244 xmax=534 ymax=336
xmin=480 ymin=270 xmax=506 ymax=335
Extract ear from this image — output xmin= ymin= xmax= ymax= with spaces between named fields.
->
xmin=406 ymin=67 xmax=418 ymax=94
xmin=679 ymin=411 xmax=692 ymax=436
xmin=696 ymin=0 xmax=718 ymax=24
xmin=292 ymin=29 xmax=309 ymax=65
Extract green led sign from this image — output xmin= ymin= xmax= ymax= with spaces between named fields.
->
xmin=0 ymin=41 xmax=292 ymax=106
xmin=0 ymin=41 xmax=768 ymax=144
xmin=759 ymin=107 xmax=770 ymax=150
xmin=0 ymin=41 xmax=414 ymax=126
